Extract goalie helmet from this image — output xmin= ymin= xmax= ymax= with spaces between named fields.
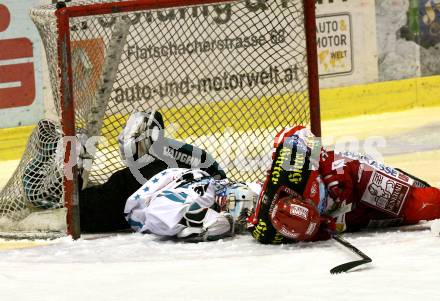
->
xmin=270 ymin=196 xmax=321 ymax=241
xmin=226 ymin=183 xmax=258 ymax=219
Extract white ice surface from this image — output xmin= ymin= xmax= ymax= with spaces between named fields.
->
xmin=0 ymin=228 xmax=439 ymax=301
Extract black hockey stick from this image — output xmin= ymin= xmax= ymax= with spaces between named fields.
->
xmin=395 ymin=168 xmax=430 ymax=188
xmin=330 ymin=234 xmax=372 ymax=274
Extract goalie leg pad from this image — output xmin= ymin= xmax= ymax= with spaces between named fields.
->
xmin=118 ymin=110 xmax=165 ymax=162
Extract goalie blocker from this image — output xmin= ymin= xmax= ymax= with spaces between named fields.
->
xmin=248 ymin=126 xmax=440 ymax=244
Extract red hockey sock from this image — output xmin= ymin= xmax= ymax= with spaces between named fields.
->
xmin=402 ymin=187 xmax=440 ymax=223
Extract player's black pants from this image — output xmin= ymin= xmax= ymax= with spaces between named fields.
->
xmin=79 ymin=160 xmax=168 ymax=233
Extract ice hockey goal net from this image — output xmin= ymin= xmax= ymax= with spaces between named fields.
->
xmin=0 ymin=0 xmax=320 ymax=239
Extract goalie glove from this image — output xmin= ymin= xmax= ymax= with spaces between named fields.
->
xmin=177 ymin=209 xmax=233 ymax=243
xmin=118 ymin=110 xmax=165 ymax=162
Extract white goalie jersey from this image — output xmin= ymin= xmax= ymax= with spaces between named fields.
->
xmin=124 ymin=168 xmax=231 ymax=238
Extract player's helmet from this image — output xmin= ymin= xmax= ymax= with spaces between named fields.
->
xmin=270 ymin=196 xmax=321 ymax=241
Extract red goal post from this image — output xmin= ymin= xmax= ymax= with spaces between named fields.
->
xmin=0 ymin=0 xmax=320 ymax=239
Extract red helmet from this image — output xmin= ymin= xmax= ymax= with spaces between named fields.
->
xmin=270 ymin=196 xmax=321 ymax=241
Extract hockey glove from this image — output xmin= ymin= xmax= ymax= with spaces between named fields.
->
xmin=319 ymin=150 xmax=359 ymax=203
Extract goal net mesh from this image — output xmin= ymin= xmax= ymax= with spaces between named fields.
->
xmin=0 ymin=0 xmax=316 ymax=236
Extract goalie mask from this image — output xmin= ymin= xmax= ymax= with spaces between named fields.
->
xmin=270 ymin=196 xmax=321 ymax=241
xmin=119 ymin=110 xmax=165 ymax=162
xmin=225 ymin=183 xmax=258 ymax=219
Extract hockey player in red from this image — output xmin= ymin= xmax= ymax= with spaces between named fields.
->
xmin=248 ymin=126 xmax=440 ymax=244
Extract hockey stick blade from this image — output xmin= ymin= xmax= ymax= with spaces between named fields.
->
xmin=330 ymin=234 xmax=372 ymax=274
xmin=330 ymin=258 xmax=372 ymax=274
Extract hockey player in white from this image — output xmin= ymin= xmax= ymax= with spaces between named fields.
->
xmin=125 ymin=168 xmax=259 ymax=241
xmin=18 ymin=109 xmax=259 ymax=239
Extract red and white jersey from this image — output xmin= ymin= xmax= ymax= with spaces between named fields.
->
xmin=250 ymin=125 xmax=440 ymax=243
xmin=250 ymin=126 xmax=329 ymax=223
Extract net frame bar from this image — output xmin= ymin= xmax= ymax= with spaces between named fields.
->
xmin=55 ymin=5 xmax=80 ymax=239
xmin=53 ymin=0 xmax=321 ymax=239
xmin=303 ymin=0 xmax=321 ymax=136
